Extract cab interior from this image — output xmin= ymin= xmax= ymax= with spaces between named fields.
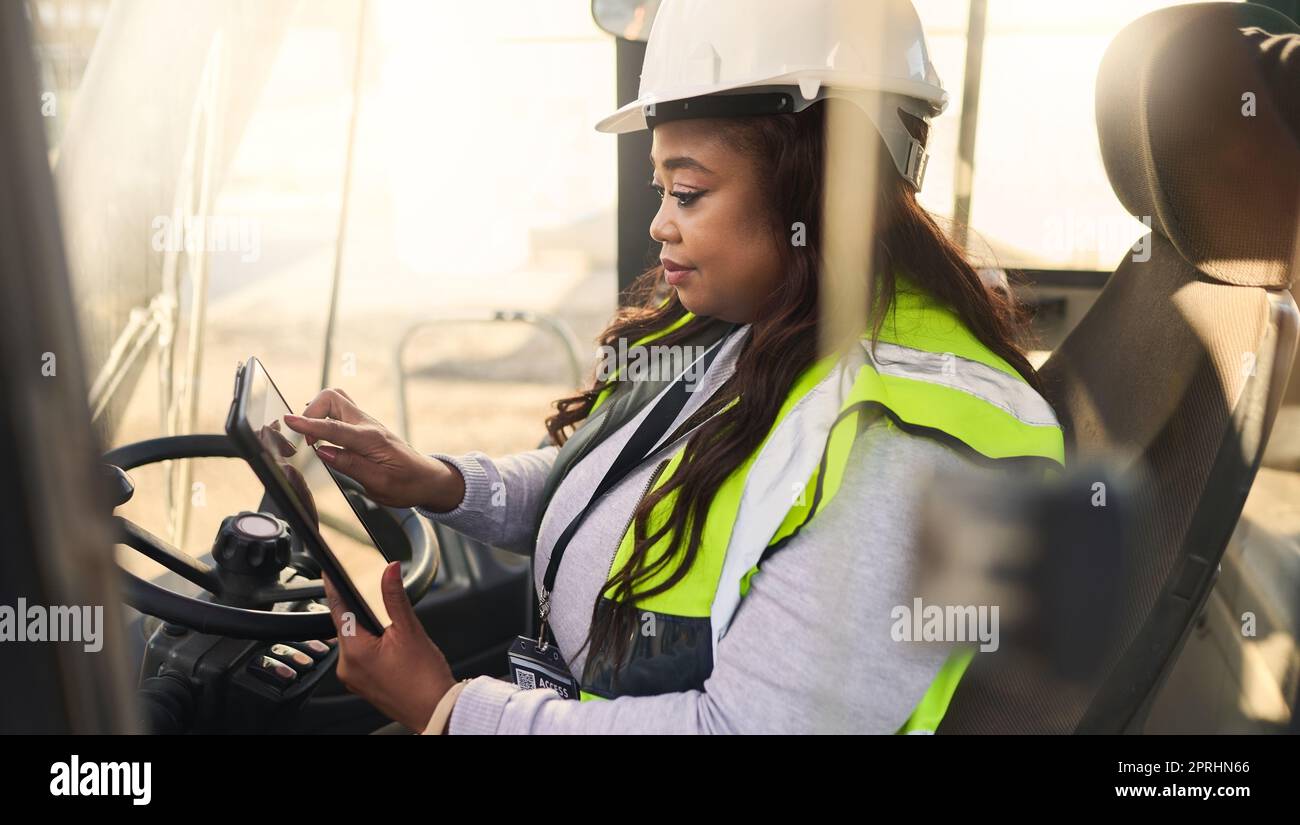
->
xmin=1 ymin=0 xmax=1298 ymax=735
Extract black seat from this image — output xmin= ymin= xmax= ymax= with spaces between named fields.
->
xmin=939 ymin=2 xmax=1300 ymax=734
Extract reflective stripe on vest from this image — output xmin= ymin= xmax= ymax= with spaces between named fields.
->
xmin=571 ymin=281 xmax=1064 ymax=731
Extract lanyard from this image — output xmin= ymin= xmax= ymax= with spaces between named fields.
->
xmin=535 ymin=324 xmax=739 ymax=641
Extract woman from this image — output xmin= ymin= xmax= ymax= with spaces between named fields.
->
xmin=284 ymin=0 xmax=1064 ymax=734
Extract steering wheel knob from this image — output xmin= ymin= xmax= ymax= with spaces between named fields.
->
xmin=212 ymin=511 xmax=292 ymax=582
xmin=234 ymin=512 xmax=282 ymax=538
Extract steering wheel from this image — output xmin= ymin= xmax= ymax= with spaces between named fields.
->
xmin=103 ymin=434 xmax=438 ymax=640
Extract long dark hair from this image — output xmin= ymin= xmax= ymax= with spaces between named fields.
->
xmin=544 ymin=99 xmax=1039 ymax=677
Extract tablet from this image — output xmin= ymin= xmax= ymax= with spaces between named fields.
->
xmin=225 ymin=356 xmax=392 ymax=635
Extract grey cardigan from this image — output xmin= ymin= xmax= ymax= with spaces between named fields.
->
xmin=419 ymin=325 xmax=988 ymax=733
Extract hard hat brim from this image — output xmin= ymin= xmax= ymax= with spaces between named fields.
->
xmin=594 ymin=99 xmax=648 ymax=133
xmin=596 ymin=75 xmax=947 ymax=134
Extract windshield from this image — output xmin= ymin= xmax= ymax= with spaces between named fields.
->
xmin=31 ymin=0 xmax=616 ymax=567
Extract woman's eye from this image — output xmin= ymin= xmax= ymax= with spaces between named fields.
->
xmin=671 ymin=189 xmax=703 ymax=207
xmin=647 ymin=181 xmax=703 ymax=207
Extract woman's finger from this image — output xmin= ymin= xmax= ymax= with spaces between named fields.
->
xmin=283 ymin=413 xmax=366 ymax=448
xmin=379 ymin=561 xmax=418 ymax=635
xmin=320 ymin=572 xmax=348 ymax=631
xmin=302 ymin=388 xmax=365 ymax=424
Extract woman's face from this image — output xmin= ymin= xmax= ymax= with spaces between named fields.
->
xmin=649 ymin=118 xmax=783 ymax=324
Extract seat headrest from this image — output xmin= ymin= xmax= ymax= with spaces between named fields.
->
xmin=1096 ymin=3 xmax=1300 ymax=288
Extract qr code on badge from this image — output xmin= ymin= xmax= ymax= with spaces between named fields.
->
xmin=515 ymin=671 xmax=536 ymax=690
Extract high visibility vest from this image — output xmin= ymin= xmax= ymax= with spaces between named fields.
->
xmin=534 ymin=277 xmax=1064 ymax=732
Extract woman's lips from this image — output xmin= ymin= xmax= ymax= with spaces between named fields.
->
xmin=662 ymin=259 xmax=696 ymax=286
xmin=665 ymin=267 xmax=696 ymax=286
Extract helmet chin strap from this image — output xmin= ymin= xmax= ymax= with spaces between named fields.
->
xmin=898 ymin=137 xmax=929 ymax=191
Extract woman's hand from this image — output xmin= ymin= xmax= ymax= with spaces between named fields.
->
xmin=283 ymin=388 xmax=464 ymax=512
xmin=323 ymin=561 xmax=458 ymax=732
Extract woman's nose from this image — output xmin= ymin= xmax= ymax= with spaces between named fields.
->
xmin=649 ymin=200 xmax=681 ymax=245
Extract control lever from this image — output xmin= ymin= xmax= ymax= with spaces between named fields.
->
xmin=138 ymin=671 xmax=197 ymax=735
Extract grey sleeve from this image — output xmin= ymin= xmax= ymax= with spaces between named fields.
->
xmin=415 ymin=445 xmax=559 ymax=556
xmin=446 ymin=418 xmax=988 ymax=734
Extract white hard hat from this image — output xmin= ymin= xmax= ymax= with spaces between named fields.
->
xmin=595 ymin=0 xmax=949 ymax=190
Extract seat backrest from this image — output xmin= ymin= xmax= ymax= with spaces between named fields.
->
xmin=938 ymin=2 xmax=1300 ymax=734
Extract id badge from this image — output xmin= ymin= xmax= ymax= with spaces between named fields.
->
xmin=507 ymin=636 xmax=580 ymax=699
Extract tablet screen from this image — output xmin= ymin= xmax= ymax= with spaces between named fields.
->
xmin=242 ymin=358 xmax=392 ymax=630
